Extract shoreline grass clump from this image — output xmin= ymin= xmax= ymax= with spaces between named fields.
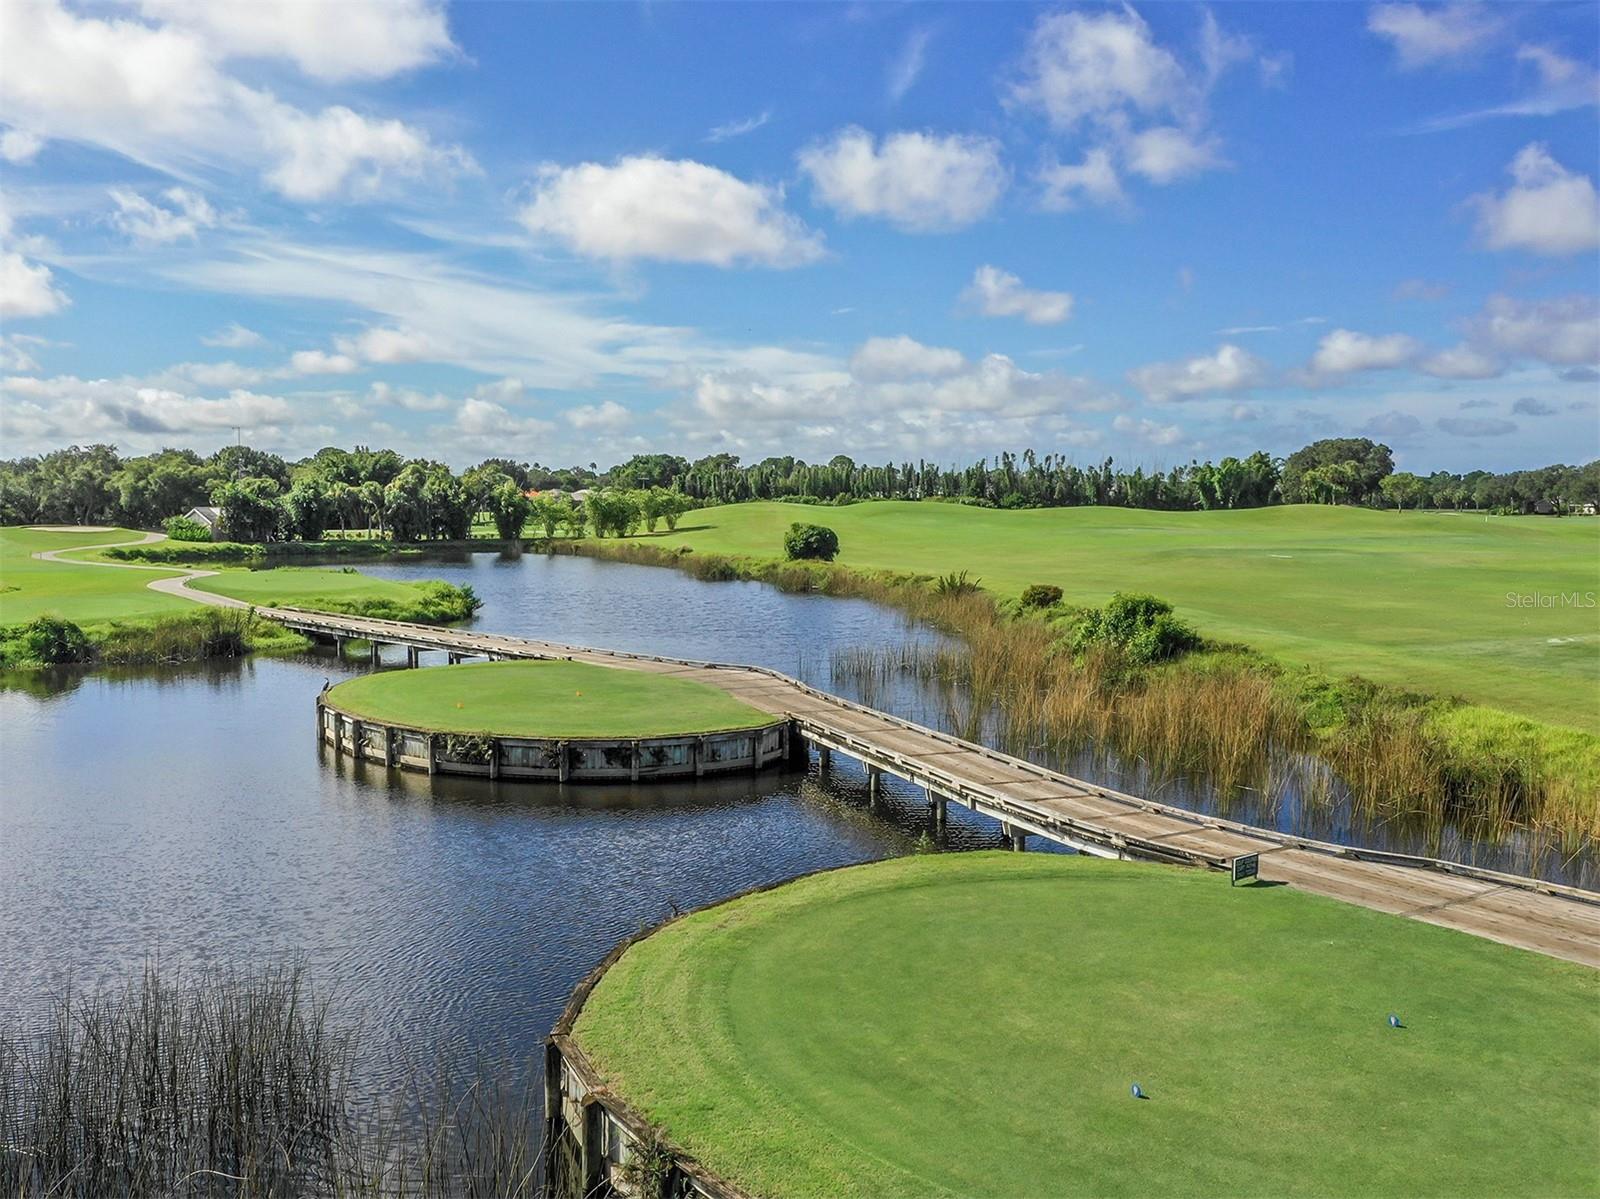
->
xmin=0 ymin=965 xmax=544 ymax=1198
xmin=0 ymin=609 xmax=310 ymax=669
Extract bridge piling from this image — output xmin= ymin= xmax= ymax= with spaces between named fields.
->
xmin=406 ymin=646 xmax=419 ymax=668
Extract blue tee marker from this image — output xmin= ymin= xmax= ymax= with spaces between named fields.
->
xmin=1131 ymin=1083 xmax=1145 ymax=1099
xmin=1388 ymin=1013 xmax=1403 ymax=1028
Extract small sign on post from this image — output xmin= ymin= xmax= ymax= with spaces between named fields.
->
xmin=1231 ymin=853 xmax=1260 ymax=887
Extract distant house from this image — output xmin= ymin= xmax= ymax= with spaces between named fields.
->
xmin=1530 ymin=499 xmax=1559 ymax=516
xmin=1571 ymin=501 xmax=1598 ymax=516
xmin=569 ymin=488 xmax=591 ymax=503
xmin=184 ymin=505 xmax=224 ymax=536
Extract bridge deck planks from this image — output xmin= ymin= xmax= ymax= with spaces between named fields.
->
xmin=269 ymin=608 xmax=1599 ymax=969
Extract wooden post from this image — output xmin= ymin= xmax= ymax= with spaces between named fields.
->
xmin=694 ymin=736 xmax=706 ymax=778
xmin=426 ymin=733 xmax=438 ymax=775
xmin=406 ymin=645 xmax=419 ymax=668
xmin=579 ymin=1100 xmax=604 ymax=1196
xmin=818 ymin=745 xmax=831 ymax=772
xmin=370 ymin=640 xmax=381 ymax=666
xmin=931 ymin=791 xmax=947 ymax=835
xmin=489 ymin=737 xmax=500 ymax=780
xmin=630 ymin=740 xmax=641 ymax=782
xmin=543 ymin=1043 xmax=564 ymax=1179
xmin=787 ymin=722 xmax=808 ymax=766
xmin=867 ymin=765 xmax=881 ymax=809
xmin=383 ymin=725 xmax=395 ymax=768
xmin=558 ymin=741 xmax=570 ymax=783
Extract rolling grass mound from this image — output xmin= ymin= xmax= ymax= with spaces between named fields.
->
xmin=576 ymin=853 xmax=1599 ymax=1198
xmin=325 ymin=659 xmax=773 ymax=739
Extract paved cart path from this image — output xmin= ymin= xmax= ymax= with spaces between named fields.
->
xmin=30 ymin=533 xmax=1600 ymax=967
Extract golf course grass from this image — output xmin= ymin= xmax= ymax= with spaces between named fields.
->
xmin=614 ymin=502 xmax=1600 ymax=732
xmin=325 ymin=659 xmax=773 ymax=738
xmin=0 ymin=527 xmax=194 ymax=624
xmin=575 ymin=853 xmax=1600 ymax=1199
xmin=0 ymin=527 xmax=477 ymax=632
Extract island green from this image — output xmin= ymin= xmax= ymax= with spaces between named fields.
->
xmin=325 ymin=659 xmax=773 ymax=739
xmin=576 ymin=852 xmax=1599 ymax=1199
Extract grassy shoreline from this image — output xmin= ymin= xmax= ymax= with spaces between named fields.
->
xmin=0 ymin=526 xmax=480 ymax=669
xmin=575 ymin=852 xmax=1600 ymax=1199
xmin=558 ymin=538 xmax=1599 ymax=849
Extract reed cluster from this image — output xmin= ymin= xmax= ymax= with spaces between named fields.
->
xmin=0 ymin=965 xmax=543 ymax=1198
xmin=568 ymin=538 xmax=1597 ymax=860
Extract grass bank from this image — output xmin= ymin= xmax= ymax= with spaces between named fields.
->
xmin=327 ymin=659 xmax=771 ymax=738
xmin=561 ymin=538 xmax=1599 ymax=852
xmin=609 ymin=502 xmax=1598 ymax=732
xmin=576 ymin=853 xmax=1600 ymax=1199
xmin=187 ymin=568 xmax=479 ymax=623
xmin=103 ymin=538 xmax=423 ymax=564
xmin=1 ymin=527 xmax=480 ymax=667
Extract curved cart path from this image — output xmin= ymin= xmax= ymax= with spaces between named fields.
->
xmin=30 ymin=530 xmax=247 ymax=608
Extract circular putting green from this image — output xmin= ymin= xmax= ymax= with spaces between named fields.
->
xmin=324 ymin=658 xmax=772 ymax=739
xmin=572 ymin=852 xmax=1599 ymax=1199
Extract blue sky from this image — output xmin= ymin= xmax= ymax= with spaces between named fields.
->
xmin=1 ymin=0 xmax=1596 ymax=472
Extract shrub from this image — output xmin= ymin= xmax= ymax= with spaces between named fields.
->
xmin=784 ymin=522 xmax=839 ymax=561
xmin=932 ymin=570 xmax=982 ymax=596
xmin=1019 ymin=583 xmax=1063 ymax=609
xmin=22 ymin=615 xmax=93 ymax=664
xmin=1073 ymin=592 xmax=1201 ymax=665
xmin=163 ymin=514 xmax=212 ymax=542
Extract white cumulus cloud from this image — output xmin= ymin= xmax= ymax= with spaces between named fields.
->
xmin=1127 ymin=343 xmax=1268 ymax=402
xmin=201 ymin=321 xmax=263 ymax=348
xmin=1467 ymin=294 xmax=1600 ymax=366
xmin=259 ymin=103 xmax=474 ymax=203
xmin=798 ymin=127 xmax=1007 ymax=233
xmin=1366 ymin=3 xmax=1503 ymax=69
xmin=108 ymin=186 xmax=218 ymax=244
xmin=849 ymin=335 xmax=966 ymax=382
xmin=289 ymin=349 xmax=358 ymax=375
xmin=0 ymin=128 xmax=42 ymax=163
xmin=1309 ymin=329 xmax=1422 ymax=375
xmin=566 ymin=400 xmax=630 ymax=431
xmin=519 ymin=156 xmax=823 ymax=267
xmin=963 ymin=265 xmax=1073 ymax=325
xmin=0 ymin=251 xmax=68 ymax=318
xmin=136 ymin=0 xmax=455 ymax=82
xmin=1036 ymin=147 xmax=1126 ymax=210
xmin=1420 ymin=343 xmax=1502 ymax=379
xmin=1472 ymin=143 xmax=1600 ymax=257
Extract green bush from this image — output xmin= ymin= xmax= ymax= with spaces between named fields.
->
xmin=932 ymin=570 xmax=982 ymax=596
xmin=22 ymin=616 xmax=94 ymax=664
xmin=1073 ymin=593 xmax=1200 ymax=665
xmin=163 ymin=515 xmax=213 ymax=542
xmin=1019 ymin=583 xmax=1063 ymax=609
xmin=783 ymin=522 xmax=839 ymax=561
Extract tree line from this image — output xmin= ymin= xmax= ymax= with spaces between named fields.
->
xmin=1 ymin=439 xmax=1595 ymax=538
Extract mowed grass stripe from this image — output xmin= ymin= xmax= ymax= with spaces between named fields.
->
xmin=575 ymin=853 xmax=1600 ymax=1199
xmin=326 ymin=659 xmax=772 ymax=738
xmin=627 ymin=503 xmax=1600 ymax=730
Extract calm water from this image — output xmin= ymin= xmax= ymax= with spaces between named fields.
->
xmin=2 ymin=549 xmax=1588 ymax=1095
xmin=0 ymin=552 xmax=1019 ymax=1098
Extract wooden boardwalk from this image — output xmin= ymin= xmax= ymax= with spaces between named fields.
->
xmin=264 ymin=607 xmax=1600 ymax=969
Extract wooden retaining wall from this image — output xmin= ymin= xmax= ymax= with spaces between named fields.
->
xmin=316 ymin=695 xmax=790 ymax=784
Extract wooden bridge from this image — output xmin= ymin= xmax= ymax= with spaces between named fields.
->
xmin=264 ymin=606 xmax=1600 ymax=969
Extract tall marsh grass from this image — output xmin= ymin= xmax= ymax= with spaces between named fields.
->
xmin=0 ymin=966 xmax=543 ymax=1197
xmin=567 ymin=538 xmax=1598 ymax=862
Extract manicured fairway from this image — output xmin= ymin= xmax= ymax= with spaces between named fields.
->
xmin=628 ymin=503 xmax=1600 ymax=730
xmin=0 ymin=526 xmax=191 ymax=623
xmin=326 ymin=659 xmax=772 ymax=737
xmin=575 ymin=853 xmax=1600 ymax=1199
